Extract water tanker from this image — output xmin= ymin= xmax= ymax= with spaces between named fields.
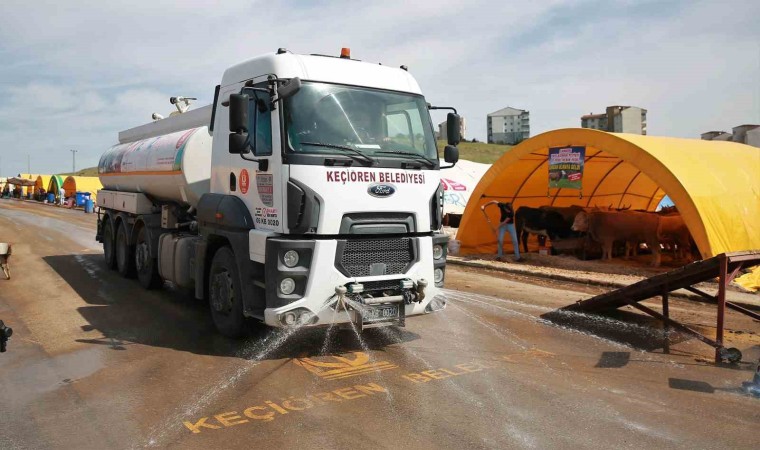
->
xmin=98 ymin=126 xmax=212 ymax=208
xmin=95 ymin=49 xmax=461 ymax=338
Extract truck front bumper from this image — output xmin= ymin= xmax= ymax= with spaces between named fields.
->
xmin=261 ymin=235 xmax=448 ymax=329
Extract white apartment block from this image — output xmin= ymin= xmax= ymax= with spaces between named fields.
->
xmin=487 ymin=107 xmax=530 ymax=145
xmin=701 ymin=124 xmax=760 ymax=147
xmin=581 ymin=106 xmax=647 ymax=135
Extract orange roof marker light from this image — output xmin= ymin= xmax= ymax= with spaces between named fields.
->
xmin=340 ymin=48 xmax=351 ymax=59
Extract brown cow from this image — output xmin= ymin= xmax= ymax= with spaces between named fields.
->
xmin=572 ymin=211 xmax=661 ymax=267
xmin=657 ymin=214 xmax=692 ymax=261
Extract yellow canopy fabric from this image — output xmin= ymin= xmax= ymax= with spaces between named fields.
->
xmin=457 ymin=128 xmax=760 ymax=258
xmin=734 ymin=266 xmax=760 ymax=292
xmin=62 ymin=176 xmax=103 ymax=200
xmin=35 ymin=175 xmax=52 ymax=195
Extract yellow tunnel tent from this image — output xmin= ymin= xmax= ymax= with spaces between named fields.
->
xmin=62 ymin=176 xmax=102 ymax=201
xmin=34 ymin=175 xmax=52 ymax=198
xmin=457 ymin=128 xmax=760 ymax=259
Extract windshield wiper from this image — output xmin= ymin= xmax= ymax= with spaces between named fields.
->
xmin=375 ymin=150 xmax=437 ymax=168
xmin=300 ymin=142 xmax=375 ymax=166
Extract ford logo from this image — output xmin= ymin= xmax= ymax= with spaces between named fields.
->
xmin=368 ymin=183 xmax=396 ymax=198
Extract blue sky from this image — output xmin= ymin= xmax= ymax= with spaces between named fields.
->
xmin=0 ymin=0 xmax=758 ymax=176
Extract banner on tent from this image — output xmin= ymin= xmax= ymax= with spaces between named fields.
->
xmin=548 ymin=146 xmax=585 ymax=191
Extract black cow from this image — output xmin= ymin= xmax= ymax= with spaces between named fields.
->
xmin=515 ymin=206 xmax=575 ymax=253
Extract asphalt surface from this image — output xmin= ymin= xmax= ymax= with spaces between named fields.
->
xmin=1 ymin=199 xmax=758 ymax=449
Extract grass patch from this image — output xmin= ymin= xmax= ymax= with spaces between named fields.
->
xmin=59 ymin=167 xmax=99 ymax=177
xmin=437 ymin=140 xmax=511 ymax=164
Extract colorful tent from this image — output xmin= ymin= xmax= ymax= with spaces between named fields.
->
xmin=457 ymin=128 xmax=760 ymax=258
xmin=48 ymin=175 xmax=64 ymax=200
xmin=62 ymin=176 xmax=103 ymax=200
xmin=439 ymin=159 xmax=491 ymax=215
xmin=34 ymin=175 xmax=52 ymax=197
xmin=17 ymin=173 xmax=40 ymax=197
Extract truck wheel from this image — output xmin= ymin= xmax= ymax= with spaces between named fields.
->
xmin=102 ymin=218 xmax=116 ymax=270
xmin=115 ymin=222 xmax=136 ymax=278
xmin=208 ymin=246 xmax=246 ymax=338
xmin=135 ymin=227 xmax=162 ymax=289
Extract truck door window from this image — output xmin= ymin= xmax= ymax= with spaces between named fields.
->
xmin=249 ymin=91 xmax=272 ymax=157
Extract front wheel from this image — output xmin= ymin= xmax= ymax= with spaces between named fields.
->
xmin=135 ymin=226 xmax=162 ymax=289
xmin=208 ymin=246 xmax=246 ymax=338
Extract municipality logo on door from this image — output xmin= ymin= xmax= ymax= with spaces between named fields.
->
xmin=293 ymin=352 xmax=397 ymax=380
xmin=367 ymin=183 xmax=396 ymax=198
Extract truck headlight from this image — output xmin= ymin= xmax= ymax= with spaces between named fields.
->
xmin=280 ymin=278 xmax=296 ymax=295
xmin=283 ymin=250 xmax=299 ymax=267
xmin=434 ymin=268 xmax=444 ymax=284
xmin=283 ymin=312 xmax=297 ymax=325
xmin=433 ymin=244 xmax=444 ymax=260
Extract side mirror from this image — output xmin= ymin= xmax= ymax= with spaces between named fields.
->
xmin=229 ymin=132 xmax=250 ymax=154
xmin=446 ymin=113 xmax=461 ymax=146
xmin=278 ymin=77 xmax=302 ymax=100
xmin=229 ymin=94 xmax=249 ymax=132
xmin=444 ymin=145 xmax=459 ymax=164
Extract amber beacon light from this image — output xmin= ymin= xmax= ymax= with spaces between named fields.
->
xmin=340 ymin=47 xmax=351 ymax=59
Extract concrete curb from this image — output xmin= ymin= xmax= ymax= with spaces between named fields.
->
xmin=448 ymin=257 xmax=760 ymax=308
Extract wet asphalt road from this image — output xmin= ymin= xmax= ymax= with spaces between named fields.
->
xmin=0 ymin=199 xmax=758 ymax=449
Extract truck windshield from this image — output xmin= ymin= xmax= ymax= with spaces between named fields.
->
xmin=284 ymin=82 xmax=438 ymax=162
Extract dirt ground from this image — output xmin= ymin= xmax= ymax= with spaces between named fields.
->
xmin=1 ymin=199 xmax=759 ymax=449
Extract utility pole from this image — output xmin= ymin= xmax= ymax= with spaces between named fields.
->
xmin=70 ymin=149 xmax=78 ymax=173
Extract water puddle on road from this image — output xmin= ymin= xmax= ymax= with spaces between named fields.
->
xmin=142 ymin=326 xmax=303 ymax=448
xmin=144 ymin=288 xmax=689 ymax=448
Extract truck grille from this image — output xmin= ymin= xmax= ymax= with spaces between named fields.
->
xmin=362 ymin=279 xmax=405 ymax=293
xmin=337 ymin=238 xmax=416 ymax=277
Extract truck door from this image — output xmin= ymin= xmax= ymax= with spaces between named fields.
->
xmin=229 ymin=79 xmax=285 ymax=233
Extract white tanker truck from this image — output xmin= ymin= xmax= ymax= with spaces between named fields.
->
xmin=96 ymin=48 xmax=461 ymax=337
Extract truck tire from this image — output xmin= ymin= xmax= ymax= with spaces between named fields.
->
xmin=102 ymin=218 xmax=116 ymax=270
xmin=208 ymin=246 xmax=246 ymax=338
xmin=135 ymin=226 xmax=162 ymax=289
xmin=115 ymin=222 xmax=136 ymax=278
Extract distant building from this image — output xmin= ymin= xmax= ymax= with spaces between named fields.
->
xmin=731 ymin=124 xmax=760 ymax=145
xmin=700 ymin=124 xmax=759 ymax=147
xmin=438 ymin=117 xmax=466 ymax=142
xmin=581 ymin=105 xmax=647 ymax=135
xmin=700 ymin=131 xmax=725 ymax=140
xmin=487 ymin=107 xmax=530 ymax=145
xmin=747 ymin=127 xmax=760 ymax=147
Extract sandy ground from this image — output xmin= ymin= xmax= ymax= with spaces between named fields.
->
xmin=1 ymin=199 xmax=758 ymax=449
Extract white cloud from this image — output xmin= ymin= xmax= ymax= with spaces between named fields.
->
xmin=0 ymin=0 xmax=758 ymax=175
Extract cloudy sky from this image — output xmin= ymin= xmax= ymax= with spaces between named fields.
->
xmin=0 ymin=0 xmax=758 ymax=176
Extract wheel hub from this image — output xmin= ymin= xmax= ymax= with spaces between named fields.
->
xmin=136 ymin=242 xmax=149 ymax=272
xmin=210 ymin=271 xmax=234 ymax=313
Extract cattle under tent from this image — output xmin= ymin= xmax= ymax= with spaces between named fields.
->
xmin=456 ymin=128 xmax=760 ymax=259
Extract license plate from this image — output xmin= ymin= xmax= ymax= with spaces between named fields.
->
xmin=362 ymin=304 xmax=400 ymax=323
